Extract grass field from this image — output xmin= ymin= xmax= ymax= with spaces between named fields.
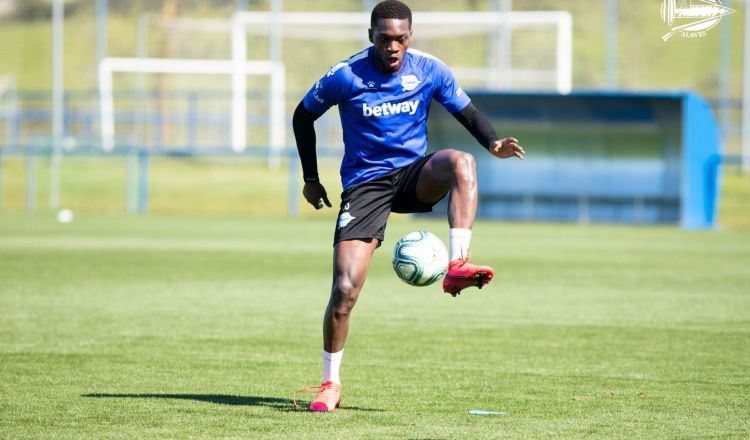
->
xmin=2 ymin=2 xmax=749 ymax=436
xmin=1 ymin=212 xmax=748 ymax=439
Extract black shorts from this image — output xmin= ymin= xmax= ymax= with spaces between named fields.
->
xmin=333 ymin=154 xmax=447 ymax=246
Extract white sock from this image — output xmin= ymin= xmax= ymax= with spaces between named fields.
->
xmin=449 ymin=228 xmax=472 ymax=261
xmin=322 ymin=349 xmax=343 ymax=384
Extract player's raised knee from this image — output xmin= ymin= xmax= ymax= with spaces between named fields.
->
xmin=448 ymin=150 xmax=476 ymax=183
xmin=331 ymin=276 xmax=359 ymax=314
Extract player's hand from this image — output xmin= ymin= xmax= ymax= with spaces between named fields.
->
xmin=490 ymin=137 xmax=525 ymax=160
xmin=303 ymin=181 xmax=332 ymax=210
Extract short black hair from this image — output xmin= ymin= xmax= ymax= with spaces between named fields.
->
xmin=370 ymin=0 xmax=412 ymax=29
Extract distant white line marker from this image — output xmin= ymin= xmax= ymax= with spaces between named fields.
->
xmin=469 ymin=410 xmax=508 ymax=415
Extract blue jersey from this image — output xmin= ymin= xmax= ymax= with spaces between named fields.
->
xmin=302 ymin=46 xmax=471 ymax=189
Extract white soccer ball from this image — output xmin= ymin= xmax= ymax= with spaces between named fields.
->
xmin=57 ymin=209 xmax=74 ymax=224
xmin=392 ymin=230 xmax=449 ymax=287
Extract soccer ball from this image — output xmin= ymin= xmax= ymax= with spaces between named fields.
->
xmin=392 ymin=231 xmax=449 ymax=286
xmin=57 ymin=209 xmax=74 ymax=224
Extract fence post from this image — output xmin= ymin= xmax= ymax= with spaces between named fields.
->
xmin=126 ymin=147 xmax=137 ymax=214
xmin=51 ymin=0 xmax=64 ymax=210
xmin=718 ymin=0 xmax=732 ymax=143
xmin=9 ymin=87 xmax=19 ymax=149
xmin=188 ymin=92 xmax=197 ymax=153
xmin=26 ymin=147 xmax=36 ymax=212
xmin=743 ymin=1 xmax=750 ymax=174
xmin=605 ymin=0 xmax=618 ymax=88
xmin=138 ymin=149 xmax=149 ymax=214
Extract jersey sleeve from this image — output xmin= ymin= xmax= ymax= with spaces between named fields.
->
xmin=302 ymin=62 xmax=351 ymax=115
xmin=432 ymin=61 xmax=471 ymax=113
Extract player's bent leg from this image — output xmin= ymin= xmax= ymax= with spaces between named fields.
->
xmin=415 ymin=149 xmax=494 ymax=296
xmin=310 ymin=238 xmax=378 ymax=412
xmin=415 ymin=149 xmax=477 ymax=228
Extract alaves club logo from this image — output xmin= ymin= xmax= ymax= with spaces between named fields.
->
xmin=401 ymin=75 xmax=421 ymax=92
xmin=661 ymin=0 xmax=735 ymax=41
xmin=337 ymin=203 xmax=355 ymax=229
xmin=338 ymin=212 xmax=355 ymax=229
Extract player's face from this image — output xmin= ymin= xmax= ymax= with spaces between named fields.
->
xmin=368 ymin=18 xmax=412 ymax=74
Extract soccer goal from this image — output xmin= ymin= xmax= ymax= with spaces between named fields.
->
xmin=232 ymin=10 xmax=572 ymax=94
xmin=98 ymin=57 xmax=285 ymax=157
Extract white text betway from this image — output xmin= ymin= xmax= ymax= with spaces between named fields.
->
xmin=362 ymin=100 xmax=419 ymax=117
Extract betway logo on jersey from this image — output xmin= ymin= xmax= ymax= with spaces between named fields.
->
xmin=362 ymin=100 xmax=419 ymax=117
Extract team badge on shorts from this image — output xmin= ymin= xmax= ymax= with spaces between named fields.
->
xmin=338 ymin=212 xmax=355 ymax=229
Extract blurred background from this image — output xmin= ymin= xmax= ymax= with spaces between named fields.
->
xmin=0 ymin=0 xmax=747 ymax=227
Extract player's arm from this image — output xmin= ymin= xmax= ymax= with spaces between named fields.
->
xmin=450 ymin=103 xmax=525 ymax=160
xmin=292 ymin=101 xmax=332 ymax=210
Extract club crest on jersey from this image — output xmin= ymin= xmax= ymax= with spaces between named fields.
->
xmin=401 ymin=75 xmax=421 ymax=91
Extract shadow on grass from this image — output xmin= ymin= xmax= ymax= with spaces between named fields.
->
xmin=82 ymin=393 xmax=383 ymax=412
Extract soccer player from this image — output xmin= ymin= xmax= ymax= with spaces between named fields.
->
xmin=292 ymin=0 xmax=525 ymax=412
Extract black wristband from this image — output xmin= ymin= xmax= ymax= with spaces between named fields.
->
xmin=303 ymin=176 xmax=320 ymax=183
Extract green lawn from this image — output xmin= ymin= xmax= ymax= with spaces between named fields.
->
xmin=1 ymin=213 xmax=748 ymax=439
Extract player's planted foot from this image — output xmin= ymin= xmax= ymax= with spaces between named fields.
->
xmin=309 ymin=381 xmax=341 ymax=412
xmin=442 ymin=255 xmax=494 ymax=297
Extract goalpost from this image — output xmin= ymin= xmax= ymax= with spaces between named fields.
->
xmin=0 ymin=75 xmax=16 ymax=150
xmin=98 ymin=57 xmax=285 ymax=158
xmin=0 ymin=75 xmax=15 ymax=209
